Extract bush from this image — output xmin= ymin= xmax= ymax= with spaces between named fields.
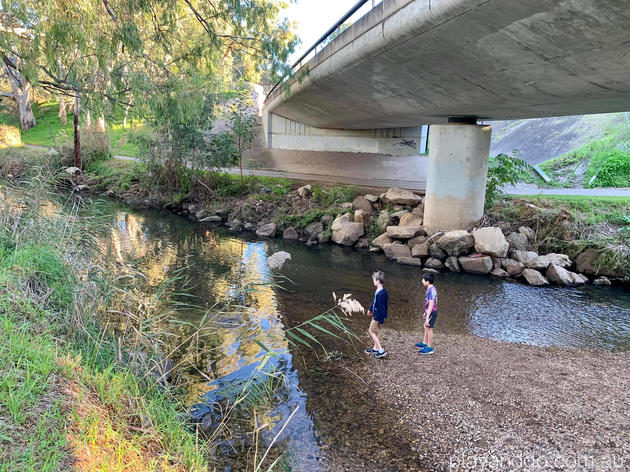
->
xmin=585 ymin=150 xmax=630 ymax=188
xmin=0 ymin=147 xmax=63 ymax=179
xmin=53 ymin=125 xmax=111 ymax=170
xmin=0 ymin=124 xmax=22 ymax=147
xmin=486 ymin=152 xmax=531 ymax=207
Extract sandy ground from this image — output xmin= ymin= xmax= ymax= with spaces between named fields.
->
xmin=348 ymin=330 xmax=630 ymax=472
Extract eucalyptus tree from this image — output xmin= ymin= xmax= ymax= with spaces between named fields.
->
xmin=0 ymin=0 xmax=296 ymax=168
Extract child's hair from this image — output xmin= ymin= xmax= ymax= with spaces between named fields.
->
xmin=372 ymin=270 xmax=385 ymax=283
xmin=422 ymin=273 xmax=435 ymax=284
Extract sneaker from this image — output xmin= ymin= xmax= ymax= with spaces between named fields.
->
xmin=374 ymin=350 xmax=387 ymax=359
xmin=415 ymin=342 xmax=427 ymax=348
xmin=364 ymin=348 xmax=377 ymax=354
xmin=419 ymin=346 xmax=434 ymax=355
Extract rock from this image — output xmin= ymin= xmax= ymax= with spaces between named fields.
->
xmin=386 ymin=225 xmax=424 ymax=239
xmin=496 ymin=222 xmax=512 ymax=234
xmin=320 ymin=214 xmax=333 ymax=225
xmin=429 ymin=243 xmax=447 ymax=260
xmin=383 ymin=243 xmax=412 ymax=260
xmin=518 ymin=226 xmax=535 ymax=241
xmin=576 ymin=248 xmax=622 ymax=277
xmin=407 ymin=235 xmax=427 ymax=248
xmin=352 ymin=196 xmax=373 ymax=213
xmin=364 ymin=194 xmax=379 ymax=203
xmin=502 ymin=258 xmax=525 ymax=276
xmin=187 ymin=204 xmax=197 ymax=214
xmin=282 ymin=227 xmax=298 ymax=240
xmin=399 ymin=213 xmax=423 ymax=226
xmin=376 ymin=210 xmax=392 ymax=231
xmin=422 ymin=268 xmax=440 ymax=274
xmin=593 ymin=276 xmax=611 ymax=286
xmin=511 ymin=250 xmax=539 ymax=266
xmin=369 ymin=246 xmax=381 ymax=253
xmin=304 ymin=221 xmax=324 ymax=237
xmin=491 ymin=268 xmax=509 ymax=278
xmin=424 ymin=258 xmax=444 ymax=270
xmin=227 ymin=219 xmax=242 ymax=231
xmin=243 ymin=222 xmax=255 ymax=231
xmin=371 ymin=233 xmax=393 ymax=249
xmin=436 ymin=230 xmax=474 ymax=257
xmin=546 ymin=264 xmax=574 ymax=286
xmin=411 ymin=205 xmax=424 ymax=218
xmin=391 ymin=210 xmax=409 ymax=220
xmin=318 ymin=231 xmax=331 ymax=244
xmin=506 ymin=232 xmax=529 ymax=251
xmin=75 ymin=184 xmax=89 ymax=191
xmin=64 ymin=166 xmax=81 ymax=175
xmin=306 ymin=233 xmax=319 ymax=246
xmin=267 ymin=251 xmax=291 ymax=270
xmin=392 ymin=204 xmax=405 ymax=212
xmin=331 ymin=215 xmax=364 ymax=246
xmin=259 ymin=186 xmax=272 ymax=194
xmin=195 ymin=209 xmax=208 ymax=220
xmin=570 ymin=272 xmax=589 ymax=285
xmin=297 ymin=184 xmax=312 ymax=197
xmin=528 ymin=253 xmax=572 ymax=270
xmin=380 ymin=187 xmax=423 ymax=206
xmin=459 ymin=255 xmax=493 ymax=274
xmin=411 ymin=241 xmax=430 ymax=258
xmin=445 ymin=256 xmax=460 ymax=272
xmin=214 ymin=208 xmax=229 ymax=217
xmin=355 ymin=237 xmax=370 ymax=249
xmin=341 ymin=202 xmax=353 ymax=210
xmin=199 ymin=215 xmax=222 ymax=223
xmin=354 ymin=209 xmax=371 ymax=225
xmin=522 ymin=268 xmax=549 ymax=286
xmin=492 ymin=257 xmax=502 ymax=270
xmin=256 ymin=223 xmax=276 ymax=238
xmin=397 ymin=257 xmax=423 ymax=266
xmin=473 ymin=227 xmax=509 ymax=258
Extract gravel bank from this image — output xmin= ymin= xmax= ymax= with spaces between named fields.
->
xmin=352 ymin=331 xmax=630 ymax=471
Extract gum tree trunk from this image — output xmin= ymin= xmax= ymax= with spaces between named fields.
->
xmin=59 ymin=98 xmax=67 ymax=125
xmin=73 ymin=94 xmax=81 ymax=169
xmin=2 ymin=55 xmax=36 ymax=131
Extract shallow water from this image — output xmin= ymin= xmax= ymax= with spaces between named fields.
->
xmin=98 ymin=203 xmax=630 ymax=470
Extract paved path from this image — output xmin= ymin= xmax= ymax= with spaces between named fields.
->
xmin=25 ymin=144 xmax=630 ymax=196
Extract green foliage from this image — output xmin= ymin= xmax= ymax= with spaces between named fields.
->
xmin=585 ymin=150 xmax=630 ymax=188
xmin=87 ymin=159 xmax=144 ymax=193
xmin=485 ymin=152 xmax=531 ymax=207
xmin=313 ymin=184 xmax=359 ymax=207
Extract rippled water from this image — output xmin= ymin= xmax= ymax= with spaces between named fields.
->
xmin=98 ymin=202 xmax=630 ymax=470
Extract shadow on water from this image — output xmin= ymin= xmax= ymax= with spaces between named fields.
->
xmin=97 ymin=201 xmax=630 ymax=470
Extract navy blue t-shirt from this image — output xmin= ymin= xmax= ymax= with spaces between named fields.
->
xmin=369 ymin=287 xmax=388 ymax=323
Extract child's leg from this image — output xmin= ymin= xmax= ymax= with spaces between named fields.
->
xmin=423 ymin=320 xmax=429 ymax=345
xmin=426 ymin=327 xmax=433 ymax=348
xmin=368 ymin=320 xmax=383 ymax=351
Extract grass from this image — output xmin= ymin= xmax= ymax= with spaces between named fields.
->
xmin=0 ymin=101 xmax=142 ymax=157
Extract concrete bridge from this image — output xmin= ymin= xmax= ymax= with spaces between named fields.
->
xmin=263 ymin=0 xmax=630 ymax=231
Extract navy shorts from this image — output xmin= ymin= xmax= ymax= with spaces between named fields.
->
xmin=426 ymin=310 xmax=437 ymax=328
xmin=373 ymin=316 xmax=385 ymax=326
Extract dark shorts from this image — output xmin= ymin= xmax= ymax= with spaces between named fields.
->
xmin=373 ymin=316 xmax=385 ymax=325
xmin=426 ymin=310 xmax=437 ymax=328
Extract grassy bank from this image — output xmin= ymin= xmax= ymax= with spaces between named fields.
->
xmin=0 ymin=183 xmax=207 ymax=471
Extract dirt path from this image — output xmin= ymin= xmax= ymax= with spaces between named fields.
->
xmin=351 ymin=330 xmax=630 ymax=471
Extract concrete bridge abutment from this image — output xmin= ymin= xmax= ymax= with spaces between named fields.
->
xmin=423 ymin=123 xmax=492 ymax=233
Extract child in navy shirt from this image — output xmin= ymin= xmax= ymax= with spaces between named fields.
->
xmin=365 ymin=271 xmax=388 ymax=359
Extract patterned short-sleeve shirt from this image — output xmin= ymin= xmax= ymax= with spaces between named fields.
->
xmin=425 ymin=286 xmax=438 ymax=312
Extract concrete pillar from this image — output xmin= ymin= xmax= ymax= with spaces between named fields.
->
xmin=423 ymin=123 xmax=492 ymax=232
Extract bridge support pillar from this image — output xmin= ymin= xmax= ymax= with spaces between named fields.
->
xmin=423 ymin=123 xmax=492 ymax=232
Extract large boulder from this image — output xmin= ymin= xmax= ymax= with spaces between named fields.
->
xmin=570 ymin=272 xmax=589 ymax=285
xmin=304 ymin=221 xmax=324 ymax=237
xmin=437 ymin=230 xmax=474 ymax=257
xmin=331 ymin=215 xmax=364 ymax=246
xmin=429 ymin=243 xmax=447 ymax=260
xmin=352 ymin=196 xmax=373 ymax=214
xmin=502 ymin=258 xmax=526 ymax=277
xmin=256 ymin=223 xmax=276 ymax=238
xmin=506 ymin=232 xmax=529 ymax=251
xmin=411 ymin=241 xmax=430 ymax=258
xmin=386 ymin=225 xmax=424 ymax=239
xmin=473 ymin=227 xmax=509 ymax=258
xmin=384 ymin=243 xmax=411 ymax=260
xmin=518 ymin=226 xmax=535 ymax=241
xmin=380 ymin=187 xmax=423 ymax=206
xmin=407 ymin=235 xmax=428 ymax=248
xmin=354 ymin=209 xmax=371 ymax=226
xmin=371 ymin=233 xmax=393 ymax=249
xmin=364 ymin=194 xmax=379 ymax=203
xmin=445 ymin=256 xmax=461 ymax=272
xmin=399 ymin=213 xmax=423 ymax=227
xmin=391 ymin=210 xmax=409 ymax=220
xmin=528 ymin=253 xmax=572 ymax=270
xmin=546 ymin=264 xmax=574 ymax=286
xmin=424 ymin=258 xmax=444 ymax=270
xmin=491 ymin=268 xmax=509 ymax=278
xmin=593 ymin=276 xmax=611 ymax=286
xmin=376 ymin=210 xmax=393 ymax=231
xmin=411 ymin=205 xmax=424 ymax=218
xmin=576 ymin=248 xmax=623 ymax=277
xmin=522 ymin=268 xmax=549 ymax=286
xmin=459 ymin=255 xmax=493 ymax=274
xmin=397 ymin=257 xmax=423 ymax=266
xmin=282 ymin=227 xmax=298 ymax=240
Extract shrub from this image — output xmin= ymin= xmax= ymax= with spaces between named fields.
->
xmin=585 ymin=150 xmax=630 ymax=188
xmin=0 ymin=124 xmax=22 ymax=147
xmin=53 ymin=125 xmax=111 ymax=170
xmin=485 ymin=152 xmax=531 ymax=207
